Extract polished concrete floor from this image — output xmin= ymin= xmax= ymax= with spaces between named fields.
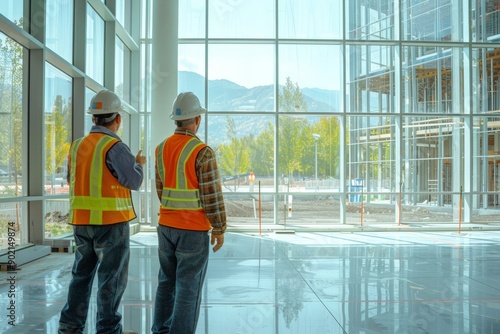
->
xmin=2 ymin=230 xmax=500 ymax=333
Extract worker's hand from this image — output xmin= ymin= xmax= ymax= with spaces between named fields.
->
xmin=136 ymin=150 xmax=146 ymax=166
xmin=211 ymin=233 xmax=224 ymax=252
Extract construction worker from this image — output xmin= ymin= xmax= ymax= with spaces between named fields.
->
xmin=152 ymin=92 xmax=226 ymax=334
xmin=58 ymin=90 xmax=146 ymax=334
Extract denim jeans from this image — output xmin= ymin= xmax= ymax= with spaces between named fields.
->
xmin=58 ymin=223 xmax=130 ymax=334
xmin=152 ymin=226 xmax=209 ymax=334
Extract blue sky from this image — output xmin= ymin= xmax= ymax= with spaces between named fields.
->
xmin=0 ymin=0 xmax=344 ymax=91
xmin=179 ymin=0 xmax=343 ymax=91
xmin=0 ymin=1 xmax=22 ymax=25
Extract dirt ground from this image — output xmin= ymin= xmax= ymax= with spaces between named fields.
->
xmin=41 ymin=198 xmax=499 ymax=238
xmin=224 ymin=198 xmax=500 ymax=225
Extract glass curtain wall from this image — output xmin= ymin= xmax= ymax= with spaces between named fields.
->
xmin=44 ymin=63 xmax=72 ymax=238
xmin=0 ymin=31 xmax=26 ymax=248
xmin=141 ymin=0 xmax=500 ymax=229
xmin=0 ymin=0 xmax=141 ymax=250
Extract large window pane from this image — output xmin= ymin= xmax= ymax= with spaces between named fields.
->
xmin=0 ymin=1 xmax=23 ymax=27
xmin=347 ymin=115 xmax=396 ymax=206
xmin=277 ymin=115 xmax=340 ymax=186
xmin=0 ymin=202 xmax=27 ymax=250
xmin=141 ymin=0 xmax=152 ymax=39
xmin=402 ymin=115 xmax=455 ymax=223
xmin=208 ymin=115 xmax=276 ymax=224
xmin=118 ymin=111 xmax=131 ymax=146
xmin=470 ymin=45 xmax=500 ymax=220
xmin=278 ymin=0 xmax=342 ymax=39
xmin=142 ymin=43 xmax=152 ymax=112
xmin=45 ymin=0 xmax=73 ymax=64
xmin=208 ymin=44 xmax=275 ymax=112
xmin=223 ymin=192 xmax=275 ymax=228
xmin=138 ymin=113 xmax=149 ymax=223
xmin=115 ymin=38 xmax=131 ymax=103
xmin=44 ymin=63 xmax=72 ymax=196
xmin=279 ymin=45 xmax=342 ymax=113
xmin=276 ymin=114 xmax=342 ymax=225
xmin=179 ymin=0 xmax=206 ymax=38
xmin=208 ymin=0 xmax=275 ymax=38
xmin=476 ymin=1 xmax=500 ymax=42
xmin=472 ymin=115 xmax=497 ymax=215
xmin=473 ymin=47 xmax=500 ymax=113
xmin=402 ymin=0 xmax=457 ymax=42
xmin=401 ymin=46 xmax=462 ymax=114
xmin=346 ymin=44 xmax=394 ymax=114
xmin=276 ymin=194 xmax=343 ymax=227
xmin=0 ymin=34 xmax=25 ymax=196
xmin=84 ymin=87 xmax=96 ymax=133
xmin=115 ymin=0 xmax=132 ymax=33
xmin=45 ymin=198 xmax=71 ymax=238
xmin=208 ymin=115 xmax=275 ymax=187
xmin=0 ymin=35 xmax=26 ymax=251
xmin=179 ymin=44 xmax=206 ymax=102
xmin=86 ymin=4 xmax=105 ymax=85
xmin=347 ymin=0 xmax=394 ymax=40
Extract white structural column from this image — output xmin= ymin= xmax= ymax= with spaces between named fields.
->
xmin=150 ymin=0 xmax=178 ymax=226
xmin=451 ymin=0 xmax=463 ymax=224
xmin=394 ymin=0 xmax=402 ymax=223
xmin=463 ymin=0 xmax=473 ymax=222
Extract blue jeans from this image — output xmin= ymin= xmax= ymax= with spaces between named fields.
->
xmin=58 ymin=223 xmax=130 ymax=334
xmin=152 ymin=226 xmax=209 ymax=334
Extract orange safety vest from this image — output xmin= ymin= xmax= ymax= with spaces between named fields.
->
xmin=156 ymin=134 xmax=211 ymax=231
xmin=68 ymin=133 xmax=136 ymax=225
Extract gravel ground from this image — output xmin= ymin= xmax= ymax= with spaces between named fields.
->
xmin=224 ymin=198 xmax=499 ymax=225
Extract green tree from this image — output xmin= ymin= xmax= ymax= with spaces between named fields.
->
xmin=313 ymin=116 xmax=341 ymax=178
xmin=218 ymin=117 xmax=250 ymax=190
xmin=45 ymin=95 xmax=71 ymax=176
xmin=279 ymin=77 xmax=307 ymax=113
xmin=247 ymin=124 xmax=274 ymax=178
xmin=278 ymin=77 xmax=308 ymax=179
xmin=0 ymin=33 xmax=23 ymax=189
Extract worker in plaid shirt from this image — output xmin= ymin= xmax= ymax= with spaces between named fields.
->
xmin=152 ymin=92 xmax=226 ymax=334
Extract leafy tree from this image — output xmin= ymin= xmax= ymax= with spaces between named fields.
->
xmin=278 ymin=77 xmax=308 ymax=179
xmin=0 ymin=32 xmax=23 ymax=189
xmin=45 ymin=95 xmax=71 ymax=176
xmin=279 ymin=116 xmax=309 ymax=179
xmin=298 ymin=122 xmax=317 ymax=177
xmin=248 ymin=124 xmax=274 ymax=178
xmin=279 ymin=77 xmax=307 ymax=113
xmin=218 ymin=116 xmax=250 ymax=190
xmin=277 ymin=259 xmax=305 ymax=328
xmin=314 ymin=116 xmax=341 ymax=178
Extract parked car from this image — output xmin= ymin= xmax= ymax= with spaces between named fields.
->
xmin=0 ymin=169 xmax=9 ymax=176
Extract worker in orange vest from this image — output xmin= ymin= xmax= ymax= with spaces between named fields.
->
xmin=249 ymin=171 xmax=255 ymax=191
xmin=152 ymin=92 xmax=226 ymax=334
xmin=59 ymin=90 xmax=146 ymax=334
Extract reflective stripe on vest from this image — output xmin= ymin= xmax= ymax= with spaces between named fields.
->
xmin=69 ymin=135 xmax=134 ymax=225
xmin=68 ymin=137 xmax=84 ymax=225
xmin=157 ymin=137 xmax=204 ymax=210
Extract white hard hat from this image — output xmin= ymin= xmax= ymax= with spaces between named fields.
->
xmin=170 ymin=92 xmax=206 ymax=120
xmin=87 ymin=90 xmax=125 ymax=115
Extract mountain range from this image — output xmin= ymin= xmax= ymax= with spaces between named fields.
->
xmin=177 ymin=71 xmax=341 ymax=145
xmin=179 ymin=71 xmax=340 ymax=113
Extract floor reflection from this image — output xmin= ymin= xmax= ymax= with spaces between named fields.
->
xmin=1 ymin=231 xmax=500 ymax=333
